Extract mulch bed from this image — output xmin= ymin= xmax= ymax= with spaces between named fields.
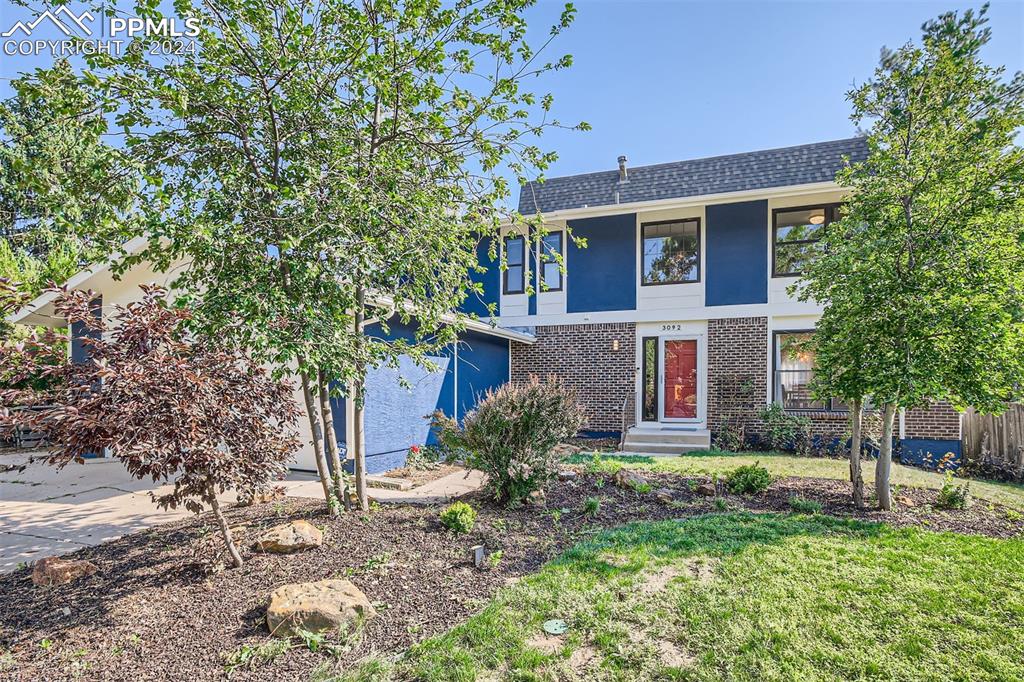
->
xmin=380 ymin=463 xmax=462 ymax=488
xmin=1 ymin=468 xmax=1021 ymax=681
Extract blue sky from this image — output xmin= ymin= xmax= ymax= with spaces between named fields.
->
xmin=520 ymin=0 xmax=1023 ymax=179
xmin=1 ymin=0 xmax=1021 ymax=186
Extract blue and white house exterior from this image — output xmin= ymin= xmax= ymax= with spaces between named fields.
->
xmin=494 ymin=137 xmax=964 ymax=462
xmin=8 ymin=137 xmax=965 ymax=472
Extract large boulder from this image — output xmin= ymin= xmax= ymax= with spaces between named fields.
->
xmin=253 ymin=520 xmax=323 ymax=554
xmin=31 ymin=556 xmax=98 ymax=586
xmin=266 ymin=579 xmax=376 ymax=638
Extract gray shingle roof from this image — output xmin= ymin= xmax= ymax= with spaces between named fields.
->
xmin=517 ymin=136 xmax=868 ymax=215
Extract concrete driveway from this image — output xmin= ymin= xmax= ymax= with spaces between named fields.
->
xmin=1 ymin=451 xmax=484 ymax=573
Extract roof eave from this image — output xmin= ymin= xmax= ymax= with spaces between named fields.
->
xmin=519 ymin=180 xmax=849 ymax=222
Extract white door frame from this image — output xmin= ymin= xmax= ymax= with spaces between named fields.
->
xmin=658 ymin=334 xmax=705 ymax=424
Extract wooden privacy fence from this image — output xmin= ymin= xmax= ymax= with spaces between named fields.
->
xmin=962 ymin=404 xmax=1024 ymax=478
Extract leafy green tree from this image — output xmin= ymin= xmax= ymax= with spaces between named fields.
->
xmin=798 ymin=5 xmax=1024 ymax=510
xmin=83 ymin=0 xmax=583 ymax=511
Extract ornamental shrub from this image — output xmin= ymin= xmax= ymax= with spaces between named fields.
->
xmin=433 ymin=375 xmax=587 ymax=506
xmin=760 ymin=402 xmax=812 ymax=454
xmin=0 ymin=284 xmax=299 ymax=568
xmin=439 ymin=501 xmax=476 ymax=534
xmin=727 ymin=462 xmax=773 ymax=495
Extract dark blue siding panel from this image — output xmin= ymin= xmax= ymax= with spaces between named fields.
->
xmin=900 ymin=439 xmax=963 ymax=472
xmin=456 ymin=330 xmax=509 ymax=419
xmin=70 ymin=295 xmax=102 ymax=364
xmin=461 ymin=238 xmax=500 ymax=318
xmin=705 ymin=200 xmax=768 ymax=306
xmin=567 ymin=214 xmax=637 ymax=313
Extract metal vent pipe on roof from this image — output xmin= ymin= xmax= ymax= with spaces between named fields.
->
xmin=617 ymin=155 xmax=628 ymax=182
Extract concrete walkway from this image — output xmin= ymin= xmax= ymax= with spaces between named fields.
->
xmin=1 ymin=451 xmax=483 ymax=573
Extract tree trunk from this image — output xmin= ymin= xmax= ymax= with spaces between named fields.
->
xmin=849 ymin=398 xmax=865 ymax=509
xmin=207 ymin=479 xmax=243 ymax=568
xmin=876 ymin=402 xmax=897 ymax=511
xmin=318 ymin=370 xmax=350 ymax=512
xmin=352 ymin=287 xmax=369 ymax=512
xmin=300 ymin=370 xmax=336 ymax=513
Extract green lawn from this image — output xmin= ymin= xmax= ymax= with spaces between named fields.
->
xmin=339 ymin=514 xmax=1024 ymax=681
xmin=567 ymin=451 xmax=1024 ymax=510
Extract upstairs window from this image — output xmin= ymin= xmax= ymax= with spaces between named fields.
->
xmin=773 ymin=331 xmax=846 ymax=412
xmin=503 ymin=235 xmax=525 ymax=294
xmin=642 ymin=219 xmax=700 ymax=285
xmin=772 ymin=204 xmax=842 ymax=277
xmin=540 ymin=232 xmax=563 ymax=291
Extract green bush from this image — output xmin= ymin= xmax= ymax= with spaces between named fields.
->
xmin=760 ymin=402 xmax=812 ymax=454
xmin=433 ymin=376 xmax=587 ymax=506
xmin=439 ymin=502 xmax=476 ymax=534
xmin=935 ymin=472 xmax=970 ymax=510
xmin=728 ymin=462 xmax=773 ymax=495
xmin=788 ymin=495 xmax=822 ymax=514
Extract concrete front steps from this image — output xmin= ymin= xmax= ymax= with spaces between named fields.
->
xmin=620 ymin=427 xmax=711 ymax=455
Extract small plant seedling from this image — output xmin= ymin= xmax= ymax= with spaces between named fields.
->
xmin=935 ymin=471 xmax=970 ymax=510
xmin=440 ymin=502 xmax=476 ymax=534
xmin=583 ymin=496 xmax=601 ymax=516
xmin=222 ymin=639 xmax=291 ymax=674
xmin=788 ymin=496 xmax=822 ymax=514
xmin=487 ymin=550 xmax=504 ymax=568
xmin=594 ymin=476 xmax=606 ymax=489
xmin=1006 ymin=508 xmax=1022 ymax=522
xmin=713 ymin=498 xmax=729 ymax=512
xmin=39 ymin=639 xmax=53 ymax=651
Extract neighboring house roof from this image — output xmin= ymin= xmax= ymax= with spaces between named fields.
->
xmin=517 ymin=136 xmax=868 ymax=215
xmin=6 ymin=237 xmax=535 ymax=344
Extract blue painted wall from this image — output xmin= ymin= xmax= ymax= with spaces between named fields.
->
xmin=456 ymin=330 xmax=510 ymax=420
xmin=70 ymin=295 xmax=102 ymax=364
xmin=567 ymin=213 xmax=637 ymax=313
xmin=70 ymin=296 xmax=102 ymax=458
xmin=333 ymin=318 xmax=507 ymax=474
xmin=705 ymin=200 xmax=768 ymax=306
xmin=461 ymin=237 xmax=500 ymax=318
xmin=900 ymin=438 xmax=963 ymax=472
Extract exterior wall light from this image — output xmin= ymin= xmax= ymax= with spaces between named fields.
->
xmin=808 ymin=210 xmax=826 ymax=225
xmin=612 ymin=339 xmax=620 ymax=351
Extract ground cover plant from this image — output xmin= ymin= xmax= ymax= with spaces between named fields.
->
xmin=568 ymin=452 xmax=1024 ymax=510
xmin=2 ymin=461 xmax=1021 ymax=681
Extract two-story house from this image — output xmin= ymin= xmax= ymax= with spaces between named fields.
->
xmin=491 ymin=137 xmax=963 ymax=463
xmin=8 ymin=137 xmax=964 ymax=473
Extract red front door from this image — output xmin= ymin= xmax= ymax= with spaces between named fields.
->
xmin=663 ymin=339 xmax=698 ymax=419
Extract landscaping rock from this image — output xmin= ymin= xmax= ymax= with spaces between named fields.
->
xmin=527 ymin=489 xmax=547 ymax=507
xmin=253 ymin=520 xmax=323 ymax=554
xmin=31 ymin=557 xmax=98 ymax=587
xmin=896 ymin=495 xmax=917 ymax=508
xmin=654 ymin=488 xmax=675 ymax=504
xmin=696 ymin=483 xmax=717 ymax=497
xmin=266 ymin=579 xmax=376 ymax=638
xmin=614 ymin=469 xmax=648 ymax=490
xmin=551 ymin=443 xmax=582 ymax=457
xmin=557 ymin=470 xmax=578 ymax=482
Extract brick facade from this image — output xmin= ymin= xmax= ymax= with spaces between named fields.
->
xmin=905 ymin=402 xmax=961 ymax=441
xmin=707 ymin=316 xmax=769 ymax=434
xmin=510 ymin=323 xmax=636 ymax=433
xmin=511 ymin=318 xmax=961 ymax=444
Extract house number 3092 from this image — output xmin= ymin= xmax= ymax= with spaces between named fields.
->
xmin=661 ymin=324 xmax=685 ymax=331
